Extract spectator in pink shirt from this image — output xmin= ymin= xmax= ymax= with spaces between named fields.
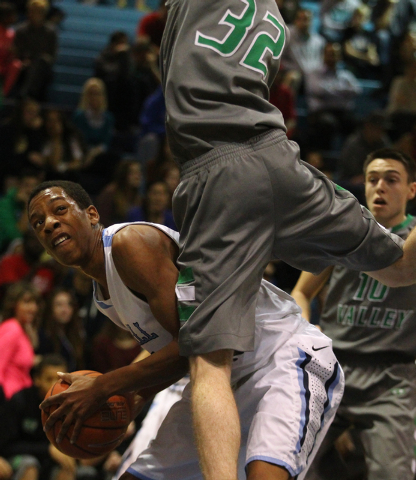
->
xmin=0 ymin=282 xmax=42 ymax=404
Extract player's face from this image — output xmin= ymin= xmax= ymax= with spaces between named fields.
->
xmin=365 ymin=158 xmax=416 ymax=228
xmin=29 ymin=187 xmax=99 ymax=267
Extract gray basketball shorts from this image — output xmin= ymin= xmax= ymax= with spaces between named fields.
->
xmin=172 ymin=129 xmax=404 ymax=356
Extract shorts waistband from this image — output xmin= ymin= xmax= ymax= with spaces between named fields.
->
xmin=180 ymin=129 xmax=287 ymax=178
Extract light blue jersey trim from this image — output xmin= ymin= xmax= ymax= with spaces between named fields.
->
xmin=246 ymin=455 xmax=298 ymax=477
xmin=126 ymin=467 xmax=156 ymax=480
xmin=323 ymin=362 xmax=341 ymax=417
xmin=103 ymin=228 xmax=114 ymax=248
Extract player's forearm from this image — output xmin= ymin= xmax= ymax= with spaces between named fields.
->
xmin=95 ymin=340 xmax=188 ymax=400
xmin=291 ymin=289 xmax=312 ymax=321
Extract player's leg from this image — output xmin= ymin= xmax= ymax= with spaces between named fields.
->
xmin=246 ymin=460 xmax=291 ymax=480
xmin=190 ymin=350 xmax=239 ymax=480
xmin=119 ymin=473 xmax=138 ymax=480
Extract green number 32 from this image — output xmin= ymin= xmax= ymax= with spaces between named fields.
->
xmin=195 ymin=0 xmax=285 ymax=78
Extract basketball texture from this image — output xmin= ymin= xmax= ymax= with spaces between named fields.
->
xmin=42 ymin=370 xmax=133 ymax=459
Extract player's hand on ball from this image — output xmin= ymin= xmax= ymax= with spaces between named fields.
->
xmin=41 ymin=371 xmax=107 ymax=444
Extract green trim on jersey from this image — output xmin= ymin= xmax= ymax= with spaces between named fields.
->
xmin=177 ymin=267 xmax=195 ymax=285
xmin=392 ymin=214 xmax=414 ymax=234
xmin=178 ymin=305 xmax=196 ymax=323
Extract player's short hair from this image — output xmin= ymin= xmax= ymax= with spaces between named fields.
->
xmin=363 ymin=148 xmax=416 ymax=183
xmin=28 ymin=180 xmax=93 ymax=211
xmin=33 ymin=354 xmax=68 ymax=378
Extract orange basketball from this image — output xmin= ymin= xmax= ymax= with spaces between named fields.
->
xmin=41 ymin=370 xmax=133 ymax=459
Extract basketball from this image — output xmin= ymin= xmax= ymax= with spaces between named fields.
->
xmin=42 ymin=370 xmax=133 ymax=459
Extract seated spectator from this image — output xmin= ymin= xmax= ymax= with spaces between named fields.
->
xmin=136 ymin=0 xmax=167 ymax=50
xmin=94 ymin=31 xmax=134 ymax=132
xmin=338 ymin=110 xmax=391 ymax=186
xmin=127 ymin=180 xmax=176 ymax=229
xmin=342 ymin=5 xmax=381 ymax=79
xmin=320 ymin=0 xmax=364 ymax=43
xmin=281 ymin=8 xmax=325 ymax=92
xmin=37 ymin=288 xmax=85 ymax=372
xmin=13 ymin=0 xmax=58 ymax=101
xmin=41 ymin=109 xmax=84 ymax=180
xmin=0 ymin=354 xmax=81 ymax=480
xmin=305 ymin=41 xmax=362 ymax=150
xmin=131 ymin=38 xmax=160 ymax=128
xmin=91 ymin=319 xmax=142 ymax=374
xmin=0 ymin=171 xmax=39 ymax=254
xmin=275 ymin=0 xmax=301 ymax=25
xmin=0 ymin=3 xmax=21 ymax=97
xmin=95 ymin=159 xmax=142 ymax=227
xmin=0 ymin=98 xmax=45 ymax=178
xmin=72 ymin=77 xmax=118 ymax=194
xmin=162 ymin=162 xmax=180 ymax=207
xmin=145 ymin=135 xmax=174 ymax=185
xmin=0 ymin=282 xmax=41 ymax=404
xmin=0 ymin=229 xmax=56 ymax=300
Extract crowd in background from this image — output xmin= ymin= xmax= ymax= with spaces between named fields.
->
xmin=1 ymin=0 xmax=416 ymax=479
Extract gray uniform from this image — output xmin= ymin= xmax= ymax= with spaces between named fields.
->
xmin=161 ymin=0 xmax=405 ymax=357
xmin=306 ymin=215 xmax=416 ymax=480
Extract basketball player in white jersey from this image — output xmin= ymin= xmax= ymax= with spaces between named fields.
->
xmin=28 ymin=180 xmax=343 ymax=480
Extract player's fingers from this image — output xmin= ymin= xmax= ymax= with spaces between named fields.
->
xmin=43 ymin=402 xmax=69 ymax=431
xmin=40 ymin=391 xmax=65 ymax=410
xmin=70 ymin=418 xmax=84 ymax=444
xmin=56 ymin=412 xmax=74 ymax=444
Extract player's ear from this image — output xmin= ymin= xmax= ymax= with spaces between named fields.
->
xmin=407 ymin=182 xmax=416 ymax=201
xmin=87 ymin=206 xmax=100 ymax=226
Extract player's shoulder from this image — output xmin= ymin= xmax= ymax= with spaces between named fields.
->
xmin=112 ymin=224 xmax=169 ymax=258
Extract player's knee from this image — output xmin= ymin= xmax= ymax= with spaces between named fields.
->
xmin=246 ymin=460 xmax=292 ymax=480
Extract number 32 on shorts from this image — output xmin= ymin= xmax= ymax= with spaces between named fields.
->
xmin=195 ymin=0 xmax=285 ymax=78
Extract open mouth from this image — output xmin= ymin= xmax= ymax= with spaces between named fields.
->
xmin=373 ymin=198 xmax=387 ymax=206
xmin=53 ymin=234 xmax=71 ymax=248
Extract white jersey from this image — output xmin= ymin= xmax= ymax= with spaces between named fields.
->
xmin=95 ymin=223 xmax=344 ymax=479
xmin=93 ymin=222 xmax=303 ymax=381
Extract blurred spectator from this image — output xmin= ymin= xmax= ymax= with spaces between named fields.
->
xmin=91 ymin=319 xmax=142 ymax=374
xmin=275 ymin=0 xmax=301 ymax=25
xmin=162 ymin=162 xmax=180 ymax=206
xmin=95 ymin=159 xmax=142 ymax=227
xmin=0 ymin=229 xmax=56 ymax=299
xmin=320 ymin=0 xmax=363 ymax=43
xmin=0 ymin=3 xmax=21 ymax=98
xmin=72 ymin=77 xmax=118 ymax=194
xmin=41 ymin=109 xmax=84 ymax=180
xmin=269 ymin=70 xmax=297 ymax=139
xmin=0 ymin=282 xmax=41 ymax=403
xmin=387 ymin=53 xmax=416 ymax=140
xmin=281 ymin=8 xmax=325 ymax=92
xmin=94 ymin=31 xmax=134 ymax=132
xmin=13 ymin=0 xmax=58 ymax=101
xmin=145 ymin=135 xmax=174 ymax=185
xmin=131 ymin=38 xmax=160 ymax=128
xmin=37 ymin=288 xmax=85 ymax=371
xmin=342 ymin=5 xmax=381 ymax=79
xmin=305 ymin=41 xmax=362 ymax=150
xmin=338 ymin=110 xmax=391 ymax=186
xmin=0 ymin=171 xmax=39 ymax=254
xmin=136 ymin=0 xmax=167 ymax=50
xmin=127 ymin=180 xmax=176 ymax=229
xmin=0 ymin=354 xmax=81 ymax=480
xmin=0 ymin=98 xmax=45 ymax=178
xmin=305 ymin=149 xmax=336 ymax=179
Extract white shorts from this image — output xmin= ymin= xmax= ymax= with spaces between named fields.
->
xmin=124 ymin=320 xmax=344 ymax=479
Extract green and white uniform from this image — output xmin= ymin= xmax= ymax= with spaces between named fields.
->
xmin=307 ymin=215 xmax=416 ymax=480
xmin=161 ymin=0 xmax=405 ymax=357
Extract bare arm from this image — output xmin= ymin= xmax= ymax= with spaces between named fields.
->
xmin=365 ymin=227 xmax=416 ymax=287
xmin=291 ymin=267 xmax=333 ymax=321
